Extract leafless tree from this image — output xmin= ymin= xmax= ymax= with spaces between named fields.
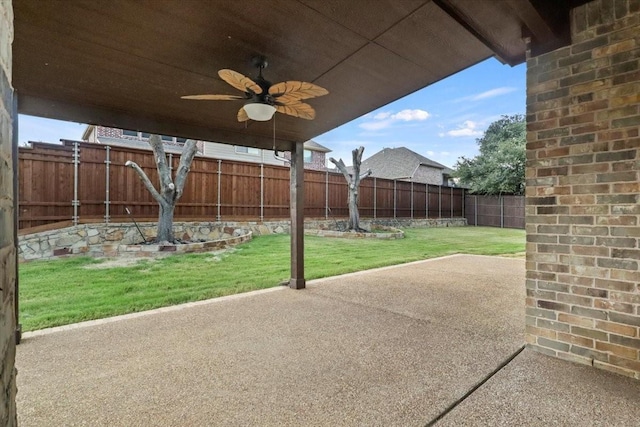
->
xmin=125 ymin=135 xmax=198 ymax=243
xmin=329 ymin=146 xmax=372 ymax=232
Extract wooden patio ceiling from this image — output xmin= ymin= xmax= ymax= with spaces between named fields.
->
xmin=13 ymin=0 xmax=584 ymax=151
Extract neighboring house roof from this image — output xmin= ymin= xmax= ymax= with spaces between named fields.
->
xmin=89 ymin=136 xmax=192 ymax=155
xmin=81 ymin=125 xmax=95 ymax=141
xmin=82 ymin=125 xmax=331 ymax=153
xmin=357 ymin=147 xmax=453 ymax=180
xmin=303 ymin=139 xmax=331 ymax=153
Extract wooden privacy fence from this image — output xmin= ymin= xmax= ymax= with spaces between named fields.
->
xmin=464 ymin=195 xmax=525 ymax=229
xmin=19 ymin=141 xmax=465 ymax=231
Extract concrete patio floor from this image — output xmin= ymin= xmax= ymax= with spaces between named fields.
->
xmin=16 ymin=254 xmax=640 ymax=426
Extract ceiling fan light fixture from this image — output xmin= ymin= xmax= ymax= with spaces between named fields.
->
xmin=243 ymin=103 xmax=276 ymax=121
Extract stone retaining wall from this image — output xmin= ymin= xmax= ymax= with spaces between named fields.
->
xmin=305 ymin=227 xmax=404 ymax=240
xmin=84 ymin=232 xmax=252 ymax=259
xmin=18 ymin=218 xmax=466 ymax=261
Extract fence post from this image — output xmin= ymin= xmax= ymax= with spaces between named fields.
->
xmin=373 ymin=177 xmax=377 ymax=219
xmin=72 ymin=142 xmax=80 ymax=226
xmin=393 ymin=180 xmax=397 ymax=219
xmin=438 ymin=185 xmax=442 ymax=218
xmin=216 ymin=159 xmax=222 ymax=221
xmin=461 ymin=189 xmax=465 ymax=221
xmin=500 ymin=195 xmax=504 ymax=228
xmin=260 ymin=163 xmax=264 ymax=221
xmin=426 ymin=184 xmax=429 ymax=219
xmin=450 ymin=186 xmax=453 ymax=218
xmin=475 ymin=195 xmax=478 ymax=226
xmin=104 ymin=145 xmax=110 ymax=223
xmin=325 ymin=169 xmax=329 ymax=219
xmin=410 ymin=180 xmax=414 ymax=220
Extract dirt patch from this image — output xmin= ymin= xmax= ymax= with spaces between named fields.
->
xmin=84 ymin=247 xmax=239 ymax=269
xmin=84 ymin=258 xmax=157 ymax=269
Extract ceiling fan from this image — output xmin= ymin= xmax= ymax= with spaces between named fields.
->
xmin=181 ymin=57 xmax=328 ymax=122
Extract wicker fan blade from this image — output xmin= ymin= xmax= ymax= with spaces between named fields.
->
xmin=276 ymin=102 xmax=316 ymax=120
xmin=269 ymin=81 xmax=328 ymax=104
xmin=219 ymin=69 xmax=262 ymax=94
xmin=181 ymin=94 xmax=244 ymax=100
xmin=237 ymin=107 xmax=249 ymax=122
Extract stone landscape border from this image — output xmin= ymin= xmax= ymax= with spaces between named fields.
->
xmin=18 ymin=218 xmax=466 ymax=261
xmin=304 ymin=226 xmax=404 ymax=239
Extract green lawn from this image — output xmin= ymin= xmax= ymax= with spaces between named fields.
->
xmin=19 ymin=226 xmax=524 ymax=331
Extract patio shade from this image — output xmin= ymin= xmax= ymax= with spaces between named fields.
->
xmin=12 ymin=0 xmax=584 ymax=150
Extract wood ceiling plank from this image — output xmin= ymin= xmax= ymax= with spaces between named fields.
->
xmin=299 ymin=0 xmax=428 ymax=40
xmin=312 ymin=43 xmax=443 ymax=124
xmin=375 ymin=1 xmax=493 ymax=73
xmin=12 ymin=0 xmax=575 ymax=148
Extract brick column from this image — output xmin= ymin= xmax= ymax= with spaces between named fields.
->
xmin=526 ymin=0 xmax=639 ymax=379
xmin=0 ymin=0 xmax=18 ymax=422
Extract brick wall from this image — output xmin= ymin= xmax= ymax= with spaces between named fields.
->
xmin=0 ymin=0 xmax=18 ymax=423
xmin=526 ymin=0 xmax=639 ymax=379
xmin=282 ymin=149 xmax=328 ymax=170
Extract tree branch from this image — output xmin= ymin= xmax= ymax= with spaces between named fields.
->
xmin=173 ymin=139 xmax=199 ymax=201
xmin=125 ymin=160 xmax=163 ymax=203
xmin=329 ymin=157 xmax=352 ymax=184
xmin=148 ymin=134 xmax=173 ymax=193
xmin=360 ymin=169 xmax=373 ymax=180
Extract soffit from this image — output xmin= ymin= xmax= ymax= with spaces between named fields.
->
xmin=13 ymin=0 xmax=578 ymax=151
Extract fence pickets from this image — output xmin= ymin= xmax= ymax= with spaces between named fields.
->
xmin=464 ymin=194 xmax=525 ymax=229
xmin=18 ymin=141 xmax=467 ymax=231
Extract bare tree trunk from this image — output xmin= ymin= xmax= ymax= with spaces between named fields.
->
xmin=330 ymin=146 xmax=372 ymax=232
xmin=126 ymin=135 xmax=198 ymax=243
xmin=157 ymin=203 xmax=175 ymax=243
xmin=348 ymin=189 xmax=360 ymax=230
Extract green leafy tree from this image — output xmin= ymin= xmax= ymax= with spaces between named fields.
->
xmin=453 ymin=115 xmax=526 ymax=195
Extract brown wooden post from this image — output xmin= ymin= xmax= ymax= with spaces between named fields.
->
xmin=12 ymin=93 xmax=20 ymax=343
xmin=289 ymin=141 xmax=305 ymax=289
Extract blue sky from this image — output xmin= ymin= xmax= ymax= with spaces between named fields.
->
xmin=18 ymin=57 xmax=525 ymax=168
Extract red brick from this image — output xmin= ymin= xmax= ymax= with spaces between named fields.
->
xmin=526 ymin=325 xmax=558 ymax=340
xmin=608 ymin=355 xmax=640 ymax=372
xmin=593 ymin=39 xmax=636 ymax=57
xmin=569 ymin=99 xmax=609 ymax=114
xmin=560 ymin=112 xmax=595 ymax=126
xmin=558 ymin=313 xmax=594 ymax=328
xmin=594 ymin=299 xmax=635 ymax=314
xmin=572 ymin=184 xmax=610 ymax=194
xmin=558 ymin=332 xmax=594 ymax=348
xmin=596 ymin=105 xmax=639 ymax=121
xmin=570 ymin=79 xmax=608 ymax=95
xmin=596 ymin=342 xmax=638 ymax=359
xmin=558 ymin=195 xmax=596 ymax=205
xmin=596 ymin=215 xmax=637 ymax=225
xmin=595 ymin=320 xmax=637 ymax=337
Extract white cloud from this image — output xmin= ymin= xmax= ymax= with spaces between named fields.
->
xmin=373 ymin=112 xmax=392 ymax=120
xmin=471 ymin=87 xmax=517 ymax=101
xmin=393 ymin=109 xmax=430 ymax=121
xmin=427 ymin=150 xmax=435 ymax=156
xmin=359 ymin=109 xmax=430 ymax=131
xmin=453 ymin=87 xmax=517 ymax=103
xmin=443 ymin=120 xmax=484 ymax=137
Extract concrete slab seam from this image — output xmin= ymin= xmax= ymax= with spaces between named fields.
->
xmin=425 ymin=345 xmax=526 ymax=427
